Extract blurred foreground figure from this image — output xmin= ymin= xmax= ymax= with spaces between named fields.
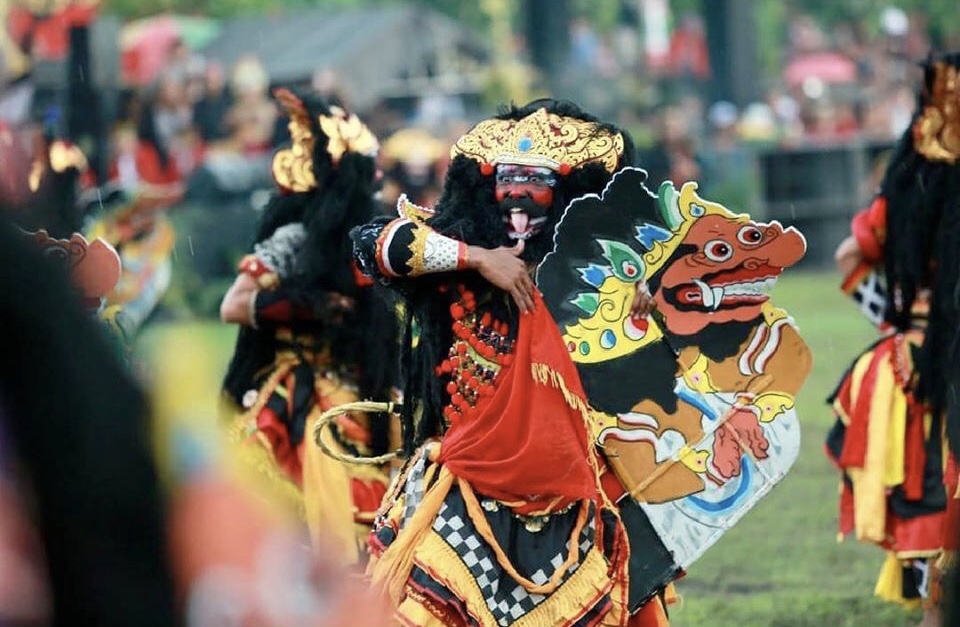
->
xmin=0 ymin=215 xmax=392 ymax=626
xmin=351 ymin=100 xmax=675 ymax=626
xmin=219 ymin=89 xmax=398 ymax=564
xmin=153 ymin=328 xmax=391 ymax=627
xmin=827 ymin=51 xmax=960 ymax=627
xmin=0 ymin=217 xmax=175 ymax=627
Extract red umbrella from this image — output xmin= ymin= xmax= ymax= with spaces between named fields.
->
xmin=120 ymin=14 xmax=220 ymax=85
xmin=784 ymin=52 xmax=857 ymax=87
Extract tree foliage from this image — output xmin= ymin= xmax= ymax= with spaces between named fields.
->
xmin=106 ymin=0 xmax=492 ymax=25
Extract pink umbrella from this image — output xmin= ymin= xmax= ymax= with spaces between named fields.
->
xmin=120 ymin=14 xmax=220 ymax=85
xmin=784 ymin=52 xmax=857 ymax=87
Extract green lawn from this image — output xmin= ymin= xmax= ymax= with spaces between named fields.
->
xmin=139 ymin=271 xmax=917 ymax=627
xmin=670 ymin=272 xmax=915 ymax=627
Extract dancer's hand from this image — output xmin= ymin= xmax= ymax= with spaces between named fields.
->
xmin=630 ymin=281 xmax=656 ymax=318
xmin=220 ymin=273 xmax=259 ymax=326
xmin=467 ymin=240 xmax=535 ymax=313
xmin=834 ymin=235 xmax=862 ymax=278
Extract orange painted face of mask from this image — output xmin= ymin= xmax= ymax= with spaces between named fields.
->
xmin=655 ymin=215 xmax=806 ymax=335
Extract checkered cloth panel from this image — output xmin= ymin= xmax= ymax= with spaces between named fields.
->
xmin=851 ymin=269 xmax=886 ymax=327
xmin=433 ymin=500 xmax=596 ymax=626
xmin=400 ymin=450 xmax=430 ymax=530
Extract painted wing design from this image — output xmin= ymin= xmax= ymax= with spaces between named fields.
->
xmin=536 ymin=167 xmax=813 ymax=607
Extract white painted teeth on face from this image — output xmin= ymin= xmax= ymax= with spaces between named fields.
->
xmin=694 ymin=280 xmax=715 ymax=309
xmin=693 ymin=276 xmax=780 ymax=309
xmin=721 ymin=278 xmax=778 ymax=296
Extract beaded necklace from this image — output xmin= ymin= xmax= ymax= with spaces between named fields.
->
xmin=435 ymin=284 xmax=515 ymax=424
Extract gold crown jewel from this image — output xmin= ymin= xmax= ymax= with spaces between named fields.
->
xmin=913 ymin=61 xmax=960 ymax=164
xmin=451 ymin=108 xmax=624 ymax=174
xmin=318 ymin=105 xmax=379 ymax=165
xmin=271 ymin=88 xmax=318 ymax=192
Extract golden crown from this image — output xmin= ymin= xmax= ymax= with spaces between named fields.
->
xmin=451 ymin=108 xmax=624 ymax=173
xmin=271 ymin=89 xmax=379 ymax=193
xmin=914 ymin=61 xmax=960 ymax=164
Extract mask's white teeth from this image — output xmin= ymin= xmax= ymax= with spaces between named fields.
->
xmin=712 ymin=286 xmax=724 ymax=308
xmin=694 ymin=280 xmax=714 ymax=308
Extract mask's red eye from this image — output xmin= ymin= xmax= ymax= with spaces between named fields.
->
xmin=737 ymin=226 xmax=763 ymax=245
xmin=704 ymin=240 xmax=733 ymax=262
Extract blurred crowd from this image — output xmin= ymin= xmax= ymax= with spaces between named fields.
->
xmin=2 ymin=3 xmax=948 ymax=216
xmin=564 ymin=6 xmax=943 ymax=199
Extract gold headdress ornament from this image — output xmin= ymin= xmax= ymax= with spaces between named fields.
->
xmin=270 ymin=89 xmax=380 ymax=193
xmin=318 ymin=105 xmax=379 ymax=164
xmin=272 ymin=88 xmax=317 ymax=192
xmin=29 ymin=140 xmax=88 ymax=192
xmin=913 ymin=60 xmax=960 ymax=164
xmin=450 ymin=107 xmax=625 ymax=174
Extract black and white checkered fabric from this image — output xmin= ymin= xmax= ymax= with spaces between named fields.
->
xmin=432 ymin=499 xmax=595 ymax=626
xmin=400 ymin=450 xmax=430 ymax=531
xmin=851 ymin=269 xmax=886 ymax=326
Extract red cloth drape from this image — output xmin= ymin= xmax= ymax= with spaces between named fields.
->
xmin=438 ymin=291 xmax=598 ymax=514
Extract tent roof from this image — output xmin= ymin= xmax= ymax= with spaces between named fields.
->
xmin=201 ymin=5 xmax=489 ymax=110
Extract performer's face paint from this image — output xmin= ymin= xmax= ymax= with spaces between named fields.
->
xmin=495 ymin=164 xmax=556 ymax=241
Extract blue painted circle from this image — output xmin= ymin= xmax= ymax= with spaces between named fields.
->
xmin=600 ymin=329 xmax=617 ymax=350
xmin=686 ymin=456 xmax=753 ymax=513
xmin=518 ymin=137 xmax=533 ymax=152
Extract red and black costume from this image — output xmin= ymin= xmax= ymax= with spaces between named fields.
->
xmin=825 ymin=51 xmax=960 ymax=609
xmin=221 ymin=89 xmax=398 ymax=563
xmin=353 ymin=100 xmax=670 ymax=626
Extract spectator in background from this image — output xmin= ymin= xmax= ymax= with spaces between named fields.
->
xmin=163 ymin=37 xmax=203 ymax=85
xmin=380 ymin=127 xmax=446 ymax=208
xmin=667 ymin=12 xmax=710 ymax=81
xmin=413 ymin=92 xmax=467 ymax=134
xmin=788 ymin=13 xmax=829 ymax=57
xmin=570 ymin=16 xmax=600 ymax=70
xmin=192 ymin=60 xmax=232 ymax=144
xmin=311 ymin=67 xmax=349 ymax=109
xmin=801 ymin=97 xmax=859 ymax=141
xmin=109 ymin=118 xmax=181 ymax=193
xmin=765 ymin=86 xmax=804 ymax=141
xmin=637 ymin=105 xmax=704 ymax=189
xmin=702 ymin=101 xmax=748 ymax=184
xmin=737 ymin=102 xmax=779 ymax=143
xmin=225 ymin=55 xmax=277 ymax=156
xmin=150 ymin=73 xmax=193 ymax=160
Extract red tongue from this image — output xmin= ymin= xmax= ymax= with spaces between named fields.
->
xmin=510 ymin=212 xmax=530 ymax=233
xmin=677 ymin=286 xmax=700 ymax=304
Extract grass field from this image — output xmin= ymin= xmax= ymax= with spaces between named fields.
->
xmin=667 ymin=272 xmax=916 ymax=627
xmin=139 ymin=270 xmax=919 ymax=627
